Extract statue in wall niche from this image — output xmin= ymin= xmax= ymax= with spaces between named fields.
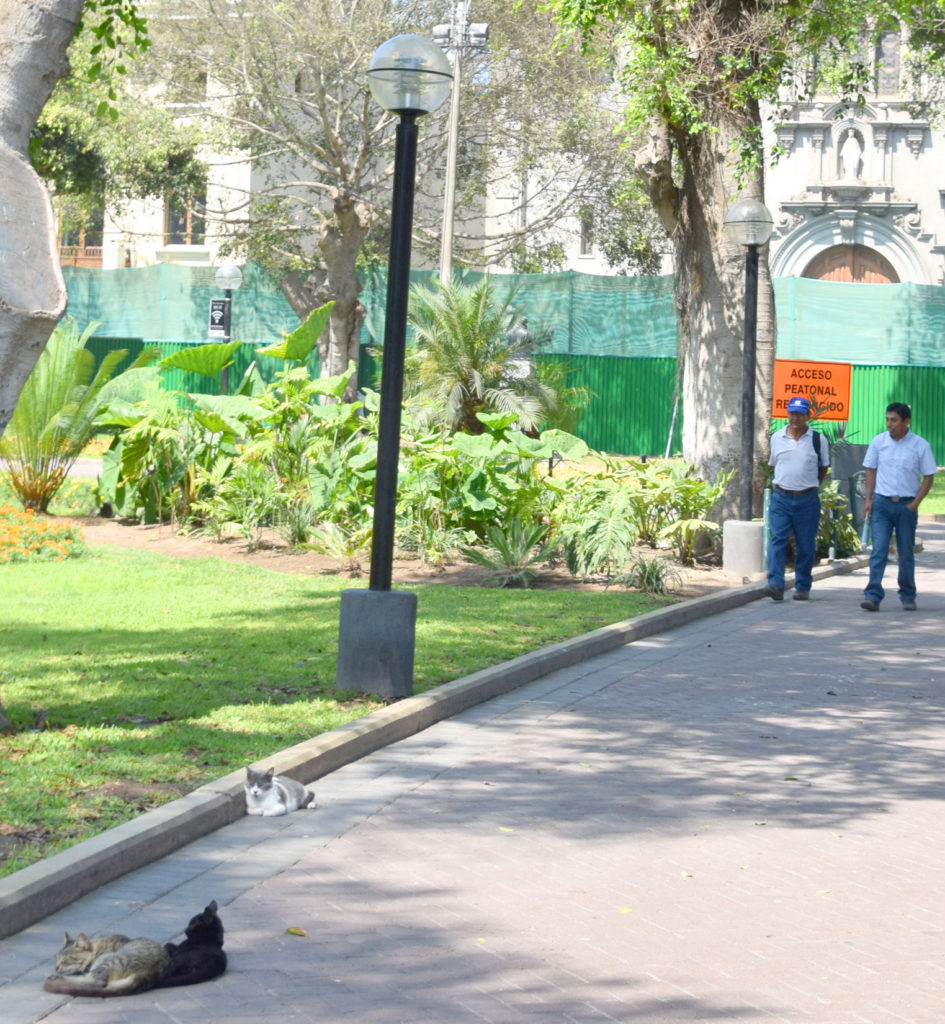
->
xmin=840 ymin=129 xmax=862 ymax=182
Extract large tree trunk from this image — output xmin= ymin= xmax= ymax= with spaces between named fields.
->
xmin=637 ymin=109 xmax=775 ymax=520
xmin=0 ymin=0 xmax=83 ymax=442
xmin=0 ymin=0 xmax=83 ymax=733
xmin=279 ymin=190 xmax=373 ymax=403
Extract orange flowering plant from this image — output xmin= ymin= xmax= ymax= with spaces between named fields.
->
xmin=0 ymin=504 xmax=87 ymax=563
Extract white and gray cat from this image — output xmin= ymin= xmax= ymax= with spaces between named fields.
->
xmin=244 ymin=766 xmax=315 ymax=816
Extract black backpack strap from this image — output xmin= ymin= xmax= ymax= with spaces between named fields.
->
xmin=811 ymin=430 xmax=825 ymax=464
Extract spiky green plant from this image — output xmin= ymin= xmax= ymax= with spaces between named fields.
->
xmin=612 ymin=553 xmax=682 ymax=595
xmin=460 ymin=519 xmax=556 ymax=588
xmin=0 ymin=319 xmax=154 ymax=512
xmin=405 ymin=278 xmax=557 ymax=434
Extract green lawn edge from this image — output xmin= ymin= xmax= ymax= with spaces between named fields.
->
xmin=0 ymin=543 xmax=672 ymax=876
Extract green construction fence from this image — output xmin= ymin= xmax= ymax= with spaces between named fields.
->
xmin=66 ymin=264 xmax=945 ymax=460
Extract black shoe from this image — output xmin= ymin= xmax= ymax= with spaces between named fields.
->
xmin=860 ymin=599 xmax=880 ymax=612
xmin=793 ymin=590 xmax=810 ymax=601
xmin=902 ymin=600 xmax=917 ymax=611
xmin=764 ymin=584 xmax=784 ymax=602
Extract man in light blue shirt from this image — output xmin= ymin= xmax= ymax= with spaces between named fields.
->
xmin=861 ymin=402 xmax=937 ymax=611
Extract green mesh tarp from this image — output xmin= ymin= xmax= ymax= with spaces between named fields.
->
xmin=62 ymin=263 xmax=299 ymax=345
xmin=359 ymin=266 xmax=678 ymax=358
xmin=62 ymin=263 xmax=945 ymax=367
xmin=774 ymin=277 xmax=945 ymax=365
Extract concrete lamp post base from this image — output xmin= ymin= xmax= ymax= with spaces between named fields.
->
xmin=723 ymin=520 xmax=765 ymax=578
xmin=336 ymin=589 xmax=418 ymax=699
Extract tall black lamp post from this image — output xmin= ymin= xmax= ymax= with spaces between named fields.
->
xmin=335 ymin=34 xmax=451 ymax=699
xmin=722 ymin=199 xmax=773 ymax=521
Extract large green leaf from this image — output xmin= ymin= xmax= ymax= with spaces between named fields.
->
xmin=309 ymin=360 xmax=357 ymax=400
xmin=452 ymin=432 xmax=505 ymax=459
xmin=159 ymin=340 xmax=242 ymax=379
xmin=538 ymin=429 xmax=589 ymax=461
xmin=192 ymin=394 xmax=270 ymax=422
xmin=257 ymin=301 xmax=334 ymax=362
xmin=477 ymin=411 xmax=519 ymax=433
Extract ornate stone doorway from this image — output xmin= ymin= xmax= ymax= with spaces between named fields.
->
xmin=800 ymin=244 xmax=900 ymax=283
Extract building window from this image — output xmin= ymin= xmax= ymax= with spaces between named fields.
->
xmin=876 ymin=27 xmax=900 ymax=95
xmin=59 ymin=199 xmax=104 ymax=267
xmin=164 ymin=186 xmax=206 ymax=245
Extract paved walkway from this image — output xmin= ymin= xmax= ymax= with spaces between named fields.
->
xmin=6 ymin=524 xmax=945 ymax=1024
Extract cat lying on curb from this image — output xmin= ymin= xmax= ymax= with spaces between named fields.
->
xmin=244 ymin=765 xmax=316 ymax=816
xmin=42 ymin=901 xmax=226 ymax=997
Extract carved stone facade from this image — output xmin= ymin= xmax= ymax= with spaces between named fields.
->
xmin=764 ymin=32 xmax=945 ymax=285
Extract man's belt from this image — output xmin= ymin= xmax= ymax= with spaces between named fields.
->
xmin=773 ymin=485 xmax=818 ymax=496
xmin=876 ymin=493 xmax=916 ymax=503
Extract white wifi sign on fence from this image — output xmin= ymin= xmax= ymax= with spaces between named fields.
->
xmin=208 ymin=298 xmax=228 ymax=338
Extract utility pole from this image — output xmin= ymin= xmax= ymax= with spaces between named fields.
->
xmin=433 ymin=2 xmax=489 ymax=283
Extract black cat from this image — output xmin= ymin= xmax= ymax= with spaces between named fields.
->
xmin=155 ymin=900 xmax=227 ymax=988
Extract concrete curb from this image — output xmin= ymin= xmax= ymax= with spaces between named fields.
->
xmin=0 ymin=553 xmax=868 ymax=940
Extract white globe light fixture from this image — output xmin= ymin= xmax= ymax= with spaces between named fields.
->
xmin=214 ymin=263 xmax=243 ymax=292
xmin=723 ymin=199 xmax=774 ymax=248
xmin=367 ymin=34 xmax=452 ymax=115
xmin=723 ymin=198 xmax=774 ymax=521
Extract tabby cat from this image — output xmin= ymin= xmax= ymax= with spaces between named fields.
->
xmin=244 ymin=765 xmax=315 ymax=816
xmin=43 ymin=936 xmax=170 ymax=997
xmin=50 ymin=932 xmax=131 ymax=975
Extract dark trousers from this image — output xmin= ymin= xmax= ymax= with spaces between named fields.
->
xmin=767 ymin=489 xmax=820 ymax=592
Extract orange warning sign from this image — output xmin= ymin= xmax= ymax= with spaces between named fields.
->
xmin=771 ymin=359 xmax=852 ymax=421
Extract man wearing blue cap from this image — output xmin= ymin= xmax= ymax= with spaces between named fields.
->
xmin=765 ymin=395 xmax=829 ymax=601
xmin=860 ymin=402 xmax=936 ymax=612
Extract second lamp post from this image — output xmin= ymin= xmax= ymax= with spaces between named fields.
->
xmin=723 ymin=199 xmax=774 ymax=521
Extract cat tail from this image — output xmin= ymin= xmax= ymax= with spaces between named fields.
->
xmin=43 ymin=973 xmax=147 ymax=997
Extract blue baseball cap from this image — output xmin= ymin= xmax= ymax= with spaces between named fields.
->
xmin=787 ymin=396 xmax=811 ymax=413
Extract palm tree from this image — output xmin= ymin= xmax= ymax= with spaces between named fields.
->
xmin=404 ymin=278 xmax=557 ymax=434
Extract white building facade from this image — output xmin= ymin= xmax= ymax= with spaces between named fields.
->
xmin=764 ymin=26 xmax=945 ymax=286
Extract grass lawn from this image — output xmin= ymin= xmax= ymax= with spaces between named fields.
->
xmin=0 ymin=543 xmax=670 ymax=876
xmin=921 ymin=487 xmax=945 ymax=515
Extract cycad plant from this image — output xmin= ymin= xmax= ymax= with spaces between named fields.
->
xmin=405 ymin=278 xmax=557 ymax=434
xmin=0 ymin=319 xmax=146 ymax=512
xmin=460 ymin=518 xmax=556 ymax=588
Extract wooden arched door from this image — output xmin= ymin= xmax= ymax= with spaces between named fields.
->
xmin=802 ymin=244 xmax=899 ymax=283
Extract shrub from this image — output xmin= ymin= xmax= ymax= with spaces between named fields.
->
xmin=460 ymin=519 xmax=556 ymax=589
xmin=0 ymin=319 xmax=155 ymax=512
xmin=611 ymin=552 xmax=682 ymax=595
xmin=0 ymin=505 xmax=86 ymax=563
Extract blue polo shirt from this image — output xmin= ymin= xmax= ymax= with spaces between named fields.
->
xmin=863 ymin=430 xmax=937 ymax=497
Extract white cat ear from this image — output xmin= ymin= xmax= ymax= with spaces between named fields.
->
xmin=75 ymin=934 xmax=91 ymax=948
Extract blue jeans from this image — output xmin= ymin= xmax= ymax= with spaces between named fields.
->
xmin=864 ymin=495 xmax=918 ymax=604
xmin=767 ymin=489 xmax=820 ymax=592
